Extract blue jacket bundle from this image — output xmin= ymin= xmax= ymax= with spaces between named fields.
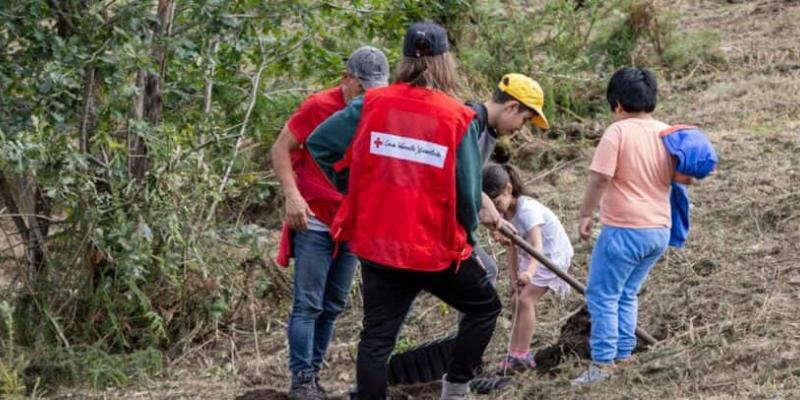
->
xmin=660 ymin=125 xmax=719 ymax=247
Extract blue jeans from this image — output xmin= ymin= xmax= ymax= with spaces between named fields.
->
xmin=288 ymin=229 xmax=358 ymax=384
xmin=586 ymin=225 xmax=669 ymax=364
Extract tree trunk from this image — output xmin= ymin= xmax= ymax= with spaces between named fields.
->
xmin=0 ymin=174 xmax=30 ymax=249
xmin=35 ymin=187 xmax=51 ymax=238
xmin=129 ymin=0 xmax=176 ymax=181
xmin=47 ymin=0 xmax=76 ymax=38
xmin=0 ymin=173 xmax=47 ymax=274
xmin=14 ymin=0 xmax=86 ymax=274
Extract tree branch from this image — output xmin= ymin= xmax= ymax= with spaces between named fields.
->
xmin=205 ymin=61 xmax=266 ymax=222
xmin=79 ymin=66 xmax=97 ymax=154
xmin=200 ymin=33 xmax=309 ymax=221
xmin=203 ymin=39 xmax=220 ymax=115
xmin=0 ymin=213 xmax=65 ymax=223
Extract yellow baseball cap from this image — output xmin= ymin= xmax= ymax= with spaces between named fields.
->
xmin=497 ymin=73 xmax=549 ymax=130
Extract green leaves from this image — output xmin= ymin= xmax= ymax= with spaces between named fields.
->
xmin=1 ymin=0 xmax=716 ymax=392
xmin=0 ymin=0 xmax=464 ymax=368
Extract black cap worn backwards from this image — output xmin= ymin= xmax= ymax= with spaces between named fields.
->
xmin=402 ymin=21 xmax=449 ymax=58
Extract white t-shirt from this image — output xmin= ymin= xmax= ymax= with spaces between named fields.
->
xmin=510 ymin=196 xmax=574 ymax=295
xmin=306 ymin=215 xmax=330 ymax=232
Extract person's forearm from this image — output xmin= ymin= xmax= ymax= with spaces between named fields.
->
xmin=519 ymin=258 xmax=532 ymax=273
xmin=271 ymin=126 xmax=301 ymax=198
xmin=673 ymin=171 xmax=695 ymax=185
xmin=528 ymin=228 xmax=543 ymax=275
xmin=579 ymin=171 xmax=612 ymax=217
xmin=507 ymin=247 xmax=518 ymax=275
xmin=480 ymin=192 xmax=493 ymax=212
xmin=479 ymin=192 xmax=500 ymax=227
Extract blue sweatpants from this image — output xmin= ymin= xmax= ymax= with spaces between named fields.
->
xmin=586 ymin=225 xmax=669 ymax=364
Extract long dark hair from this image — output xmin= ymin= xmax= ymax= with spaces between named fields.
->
xmin=482 ymin=163 xmax=527 ymax=199
xmin=393 ymin=53 xmax=463 ymax=98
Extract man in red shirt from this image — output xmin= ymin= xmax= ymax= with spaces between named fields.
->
xmin=270 ymin=46 xmax=389 ymax=400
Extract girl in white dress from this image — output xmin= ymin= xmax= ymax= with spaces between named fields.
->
xmin=483 ymin=163 xmax=573 ymax=373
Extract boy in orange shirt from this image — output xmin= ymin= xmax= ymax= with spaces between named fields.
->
xmin=573 ymin=67 xmax=672 ymax=385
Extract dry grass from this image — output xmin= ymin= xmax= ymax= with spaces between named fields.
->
xmin=46 ymin=0 xmax=800 ymax=399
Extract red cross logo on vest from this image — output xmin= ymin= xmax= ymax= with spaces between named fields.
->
xmin=374 ymin=137 xmax=383 ymax=148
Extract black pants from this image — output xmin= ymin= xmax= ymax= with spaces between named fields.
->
xmin=356 ymin=256 xmax=502 ymax=400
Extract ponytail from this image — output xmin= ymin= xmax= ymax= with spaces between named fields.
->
xmin=503 ymin=163 xmax=527 ymax=198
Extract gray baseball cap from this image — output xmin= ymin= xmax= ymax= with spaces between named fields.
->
xmin=346 ymin=46 xmax=389 ymax=89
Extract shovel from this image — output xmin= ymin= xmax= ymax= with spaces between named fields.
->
xmin=497 ymin=224 xmax=658 ymax=346
xmin=386 ymin=224 xmax=660 ymax=389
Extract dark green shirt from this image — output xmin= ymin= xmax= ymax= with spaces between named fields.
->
xmin=306 ymin=95 xmax=483 ymax=245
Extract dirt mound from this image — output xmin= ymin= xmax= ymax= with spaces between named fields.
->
xmin=533 ymin=305 xmax=667 ymax=373
xmin=691 ymin=259 xmax=719 ymax=277
xmin=235 ymin=389 xmax=290 ymax=400
xmin=387 ymin=381 xmax=441 ymax=400
xmin=533 ymin=306 xmax=591 ymax=372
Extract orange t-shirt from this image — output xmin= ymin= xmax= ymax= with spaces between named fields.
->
xmin=589 ymin=118 xmax=673 ymax=228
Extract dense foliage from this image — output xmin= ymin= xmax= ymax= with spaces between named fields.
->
xmin=0 ymin=0 xmax=720 ymax=394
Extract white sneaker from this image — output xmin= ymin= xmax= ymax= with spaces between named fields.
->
xmin=441 ymin=374 xmax=471 ymax=400
xmin=570 ymin=363 xmax=614 ymax=386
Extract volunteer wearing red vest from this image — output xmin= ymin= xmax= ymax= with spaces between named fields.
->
xmin=271 ymin=46 xmax=389 ymax=400
xmin=306 ymin=22 xmax=502 ymax=400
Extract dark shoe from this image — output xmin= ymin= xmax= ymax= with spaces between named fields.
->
xmin=314 ymin=376 xmax=327 ymax=397
xmin=497 ymin=354 xmax=536 ymax=375
xmin=469 ymin=375 xmax=514 ymax=395
xmin=289 ymin=380 xmax=324 ymax=400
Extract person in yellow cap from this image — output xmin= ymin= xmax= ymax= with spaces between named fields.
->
xmin=472 ymin=72 xmax=549 ymax=178
xmin=466 ymin=73 xmax=550 ymax=286
xmin=491 ymin=73 xmax=550 ymax=133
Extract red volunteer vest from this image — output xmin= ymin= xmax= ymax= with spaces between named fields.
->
xmin=276 ymin=87 xmax=345 ymax=267
xmin=288 ymin=87 xmax=347 ymax=226
xmin=331 ymin=83 xmax=476 ymax=272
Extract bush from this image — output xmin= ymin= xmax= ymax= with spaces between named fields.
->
xmin=0 ymin=0 xmax=475 ymax=392
xmin=0 ymin=0 xmax=717 ymax=393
